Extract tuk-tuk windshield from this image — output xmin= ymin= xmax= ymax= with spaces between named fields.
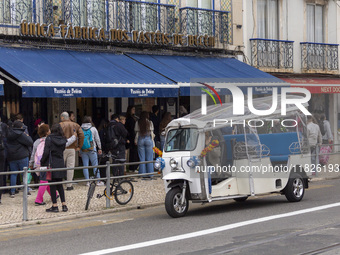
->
xmin=165 ymin=128 xmax=199 ymax=152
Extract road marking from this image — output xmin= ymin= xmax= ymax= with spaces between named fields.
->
xmin=80 ymin=202 xmax=340 ymax=255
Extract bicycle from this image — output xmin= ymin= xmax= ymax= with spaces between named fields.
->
xmin=85 ymin=153 xmax=134 ymax=210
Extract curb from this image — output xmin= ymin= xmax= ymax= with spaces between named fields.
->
xmin=310 ymin=176 xmax=340 ymax=182
xmin=0 ymin=202 xmax=164 ymax=230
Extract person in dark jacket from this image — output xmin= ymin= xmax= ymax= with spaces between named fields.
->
xmin=7 ymin=120 xmax=33 ymax=197
xmin=108 ymin=114 xmax=128 ymax=176
xmin=41 ymin=124 xmax=69 ymax=213
xmin=0 ymin=117 xmax=8 ymax=203
xmin=125 ymin=106 xmax=139 ymax=172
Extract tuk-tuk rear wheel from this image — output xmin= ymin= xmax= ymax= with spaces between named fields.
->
xmin=284 ymin=173 xmax=305 ymax=202
xmin=165 ymin=187 xmax=189 ymax=218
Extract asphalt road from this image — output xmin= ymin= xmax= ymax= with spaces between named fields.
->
xmin=1 ymin=179 xmax=340 ymax=255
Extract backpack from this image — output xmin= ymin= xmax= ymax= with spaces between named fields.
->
xmin=34 ymin=138 xmax=46 ymax=168
xmin=81 ymin=128 xmax=94 ymax=151
xmin=318 ymin=120 xmax=326 ymax=136
xmin=104 ymin=123 xmax=119 ymax=151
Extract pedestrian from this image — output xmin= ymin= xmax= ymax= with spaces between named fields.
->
xmin=7 ymin=120 xmax=33 ymax=197
xmin=106 ymin=114 xmax=128 ymax=176
xmin=159 ymin=112 xmax=172 ymax=150
xmin=320 ymin=114 xmax=333 ymax=145
xmin=149 ymin=105 xmax=160 ymax=145
xmin=59 ymin=112 xmax=84 ymax=191
xmin=80 ymin=116 xmax=103 ymax=186
xmin=179 ymin=105 xmax=188 ymax=117
xmin=15 ymin=113 xmax=29 ymax=135
xmin=135 ymin=111 xmax=154 ymax=178
xmin=98 ymin=119 xmax=110 ymax=179
xmin=30 ymin=124 xmax=52 ymax=205
xmin=32 ymin=119 xmax=45 ymax=141
xmin=0 ymin=116 xmax=8 ymax=204
xmin=41 ymin=124 xmax=69 ymax=213
xmin=125 ymin=106 xmax=139 ymax=172
xmin=307 ymin=115 xmax=322 ymax=170
xmin=67 ymin=111 xmax=76 ymax=122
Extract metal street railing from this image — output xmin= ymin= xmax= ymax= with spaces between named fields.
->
xmin=0 ymin=160 xmax=158 ymax=221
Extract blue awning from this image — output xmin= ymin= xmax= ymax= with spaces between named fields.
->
xmin=0 ymin=47 xmax=177 ymax=98
xmin=127 ymin=54 xmax=288 ymax=96
xmin=0 ymin=79 xmax=3 ymax=96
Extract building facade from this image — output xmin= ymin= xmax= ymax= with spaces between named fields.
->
xmin=0 ymin=0 xmax=248 ymax=130
xmin=243 ymin=0 xmax=340 ymax=145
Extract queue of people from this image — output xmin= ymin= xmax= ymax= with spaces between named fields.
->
xmin=0 ymin=106 xmax=175 ymax=208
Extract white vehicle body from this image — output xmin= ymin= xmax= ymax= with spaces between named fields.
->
xmin=160 ymin=96 xmax=313 ymax=218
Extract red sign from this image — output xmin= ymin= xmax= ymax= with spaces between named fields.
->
xmin=281 ymin=78 xmax=340 ymax=94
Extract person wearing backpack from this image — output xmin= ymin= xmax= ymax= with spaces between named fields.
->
xmin=29 ymin=124 xmax=51 ymax=205
xmin=0 ymin=117 xmax=8 ymax=204
xmin=30 ymin=124 xmax=77 ymax=206
xmin=80 ymin=116 xmax=103 ymax=186
xmin=105 ymin=114 xmax=128 ymax=176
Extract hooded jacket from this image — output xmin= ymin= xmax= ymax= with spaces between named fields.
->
xmin=80 ymin=123 xmax=102 ymax=150
xmin=40 ymin=134 xmax=67 ymax=179
xmin=7 ymin=127 xmax=33 ymax=162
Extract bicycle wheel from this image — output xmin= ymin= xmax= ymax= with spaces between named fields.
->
xmin=114 ymin=180 xmax=134 ymax=205
xmin=85 ymin=182 xmax=96 ymax=210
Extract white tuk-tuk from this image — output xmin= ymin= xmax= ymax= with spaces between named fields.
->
xmin=156 ymin=96 xmax=313 ymax=218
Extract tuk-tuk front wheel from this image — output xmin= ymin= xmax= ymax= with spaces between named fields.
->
xmin=165 ymin=187 xmax=189 ymax=218
xmin=284 ymin=173 xmax=305 ymax=202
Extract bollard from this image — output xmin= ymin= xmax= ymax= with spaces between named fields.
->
xmin=106 ymin=161 xmax=111 ymax=208
xmin=23 ymin=167 xmax=28 ymax=221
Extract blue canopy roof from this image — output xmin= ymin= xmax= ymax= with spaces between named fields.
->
xmin=0 ymin=47 xmax=287 ymax=98
xmin=0 ymin=47 xmax=177 ymax=98
xmin=127 ymin=54 xmax=287 ymax=95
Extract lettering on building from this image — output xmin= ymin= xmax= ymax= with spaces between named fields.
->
xmin=20 ymin=21 xmax=215 ymax=48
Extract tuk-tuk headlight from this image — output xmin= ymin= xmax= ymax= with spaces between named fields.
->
xmin=170 ymin=158 xmax=178 ymax=169
xmin=187 ymin=159 xmax=195 ymax=168
xmin=154 ymin=157 xmax=165 ymax=171
xmin=187 ymin=156 xmax=200 ymax=168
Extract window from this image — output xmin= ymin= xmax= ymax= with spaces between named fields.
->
xmin=307 ymin=4 xmax=323 ymax=43
xmin=165 ymin=128 xmax=199 ymax=152
xmin=185 ymin=0 xmax=213 ymax=35
xmin=257 ymin=0 xmax=278 ymax=39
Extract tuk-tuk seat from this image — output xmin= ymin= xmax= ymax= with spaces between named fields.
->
xmin=224 ymin=132 xmax=300 ymax=163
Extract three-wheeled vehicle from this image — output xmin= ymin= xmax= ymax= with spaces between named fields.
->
xmin=156 ymin=96 xmax=313 ymax=218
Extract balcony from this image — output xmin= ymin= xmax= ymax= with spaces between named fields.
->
xmin=179 ymin=7 xmax=231 ymax=45
xmin=301 ymin=42 xmax=339 ymax=73
xmin=0 ymin=0 xmax=175 ymax=34
xmin=250 ymin=38 xmax=294 ymax=72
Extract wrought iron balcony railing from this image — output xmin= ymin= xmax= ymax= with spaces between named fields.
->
xmin=0 ymin=0 xmax=175 ymax=34
xmin=301 ymin=42 xmax=339 ymax=72
xmin=179 ymin=7 xmax=231 ymax=45
xmin=250 ymin=38 xmax=294 ymax=70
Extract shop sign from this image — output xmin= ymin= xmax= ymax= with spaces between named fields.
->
xmin=130 ymin=88 xmax=155 ymax=97
xmin=53 ymin=87 xmax=83 ymax=97
xmin=20 ymin=21 xmax=215 ymax=48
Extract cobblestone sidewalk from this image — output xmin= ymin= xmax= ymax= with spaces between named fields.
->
xmin=1 ymin=154 xmax=339 ymax=227
xmin=0 ymin=177 xmax=165 ymax=227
